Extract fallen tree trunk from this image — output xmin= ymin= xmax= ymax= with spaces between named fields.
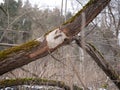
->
xmin=74 ymin=37 xmax=120 ymax=89
xmin=0 ymin=0 xmax=111 ymax=75
xmin=0 ymin=78 xmax=70 ymax=90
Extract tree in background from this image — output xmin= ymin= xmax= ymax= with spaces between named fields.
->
xmin=0 ymin=0 xmax=32 ymax=45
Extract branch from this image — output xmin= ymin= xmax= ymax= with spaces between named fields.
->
xmin=20 ymin=67 xmax=39 ymax=77
xmin=0 ymin=0 xmax=111 ymax=75
xmin=74 ymin=37 xmax=120 ymax=89
xmin=48 ymin=50 xmax=66 ymax=66
xmin=0 ymin=6 xmax=7 ymax=16
xmin=0 ymin=43 xmax=18 ymax=47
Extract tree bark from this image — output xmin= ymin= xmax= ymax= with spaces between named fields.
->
xmin=0 ymin=0 xmax=111 ymax=75
xmin=75 ymin=37 xmax=120 ymax=89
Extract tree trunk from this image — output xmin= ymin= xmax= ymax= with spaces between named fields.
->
xmin=0 ymin=0 xmax=111 ymax=76
xmin=75 ymin=38 xmax=120 ymax=89
xmin=0 ymin=78 xmax=70 ymax=90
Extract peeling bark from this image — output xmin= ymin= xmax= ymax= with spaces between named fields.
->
xmin=0 ymin=0 xmax=111 ymax=76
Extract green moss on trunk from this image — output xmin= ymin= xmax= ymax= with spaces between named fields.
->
xmin=0 ymin=40 xmax=40 ymax=60
xmin=0 ymin=78 xmax=70 ymax=90
xmin=63 ymin=0 xmax=96 ymax=25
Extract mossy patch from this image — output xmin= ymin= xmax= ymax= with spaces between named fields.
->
xmin=62 ymin=0 xmax=97 ymax=25
xmin=102 ymin=83 xmax=108 ymax=89
xmin=0 ymin=40 xmax=40 ymax=60
xmin=0 ymin=78 xmax=70 ymax=90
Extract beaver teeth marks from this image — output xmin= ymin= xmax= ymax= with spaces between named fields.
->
xmin=46 ymin=28 xmax=68 ymax=49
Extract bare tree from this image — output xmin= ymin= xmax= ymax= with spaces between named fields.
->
xmin=2 ymin=0 xmax=120 ymax=89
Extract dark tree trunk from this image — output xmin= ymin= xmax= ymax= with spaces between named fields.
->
xmin=75 ymin=38 xmax=120 ymax=89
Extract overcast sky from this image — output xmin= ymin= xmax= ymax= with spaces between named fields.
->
xmin=0 ymin=0 xmax=89 ymax=13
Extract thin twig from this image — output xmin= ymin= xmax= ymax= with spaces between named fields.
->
xmin=48 ymin=50 xmax=66 ymax=66
xmin=76 ymin=0 xmax=83 ymax=6
xmin=20 ymin=67 xmax=39 ymax=77
xmin=68 ymin=54 xmax=89 ymax=90
xmin=0 ymin=43 xmax=18 ymax=47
